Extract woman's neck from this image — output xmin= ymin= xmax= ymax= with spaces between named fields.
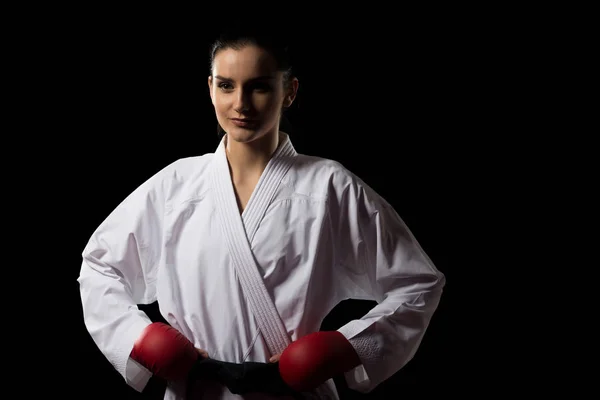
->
xmin=225 ymin=130 xmax=280 ymax=183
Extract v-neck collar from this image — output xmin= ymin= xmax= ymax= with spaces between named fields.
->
xmin=212 ymin=131 xmax=297 ymax=243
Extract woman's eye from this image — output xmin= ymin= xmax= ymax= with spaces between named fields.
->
xmin=217 ymin=82 xmax=271 ymax=92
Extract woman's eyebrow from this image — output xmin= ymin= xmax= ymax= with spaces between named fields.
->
xmin=215 ymin=75 xmax=276 ymax=82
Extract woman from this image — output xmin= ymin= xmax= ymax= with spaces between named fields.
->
xmin=78 ymin=32 xmax=446 ymax=399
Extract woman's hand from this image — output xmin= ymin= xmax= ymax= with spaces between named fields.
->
xmin=277 ymin=331 xmax=361 ymax=391
xmin=130 ymin=322 xmax=200 ymax=382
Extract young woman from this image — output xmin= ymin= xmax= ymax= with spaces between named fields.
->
xmin=78 ymin=32 xmax=446 ymax=399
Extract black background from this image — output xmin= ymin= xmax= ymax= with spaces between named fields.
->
xmin=6 ymin=3 xmax=586 ymax=397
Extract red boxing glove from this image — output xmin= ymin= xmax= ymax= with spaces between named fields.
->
xmin=278 ymin=331 xmax=361 ymax=392
xmin=130 ymin=322 xmax=199 ymax=381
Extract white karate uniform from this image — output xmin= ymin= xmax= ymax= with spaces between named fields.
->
xmin=78 ymin=132 xmax=445 ymax=399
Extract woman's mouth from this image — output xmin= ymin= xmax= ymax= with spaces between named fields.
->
xmin=230 ymin=118 xmax=257 ymax=128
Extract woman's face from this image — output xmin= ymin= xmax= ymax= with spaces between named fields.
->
xmin=208 ymin=45 xmax=297 ymax=144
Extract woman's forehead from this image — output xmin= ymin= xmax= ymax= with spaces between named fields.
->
xmin=212 ymin=45 xmax=279 ymax=80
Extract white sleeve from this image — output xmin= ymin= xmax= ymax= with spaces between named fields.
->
xmin=77 ymin=165 xmax=173 ymax=392
xmin=332 ymin=172 xmax=446 ymax=393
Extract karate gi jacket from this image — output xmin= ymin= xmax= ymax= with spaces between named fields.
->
xmin=78 ymin=132 xmax=446 ymax=399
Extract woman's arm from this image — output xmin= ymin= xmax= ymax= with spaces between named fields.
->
xmin=77 ymin=163 xmax=176 ymax=392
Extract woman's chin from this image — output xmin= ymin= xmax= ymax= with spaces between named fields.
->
xmin=226 ymin=126 xmax=264 ymax=143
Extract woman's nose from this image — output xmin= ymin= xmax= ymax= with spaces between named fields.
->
xmin=233 ymin=90 xmax=251 ymax=113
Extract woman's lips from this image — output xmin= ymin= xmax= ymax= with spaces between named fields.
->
xmin=230 ymin=118 xmax=257 ymax=127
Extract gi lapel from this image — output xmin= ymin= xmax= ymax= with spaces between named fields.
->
xmin=211 ymin=132 xmax=297 ymax=356
xmin=241 ymin=134 xmax=296 ymax=244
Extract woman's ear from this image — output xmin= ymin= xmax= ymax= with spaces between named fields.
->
xmin=283 ymin=77 xmax=299 ymax=108
xmin=208 ymin=75 xmax=214 ymax=104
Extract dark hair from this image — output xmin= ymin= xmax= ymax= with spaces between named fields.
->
xmin=209 ymin=32 xmax=296 ymax=138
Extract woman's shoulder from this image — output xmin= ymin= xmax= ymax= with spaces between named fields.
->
xmin=129 ymin=154 xmax=215 ymax=199
xmin=291 ymin=153 xmax=387 ymax=207
xmin=164 ymin=153 xmax=215 ymax=178
xmin=290 ymin=153 xmax=365 ymax=194
xmin=294 ymin=153 xmax=352 ymax=179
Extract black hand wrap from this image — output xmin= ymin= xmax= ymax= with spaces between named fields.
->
xmin=187 ymin=357 xmax=303 ymax=398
